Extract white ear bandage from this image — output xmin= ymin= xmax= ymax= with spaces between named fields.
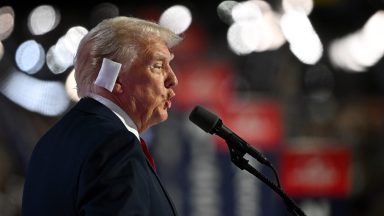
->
xmin=94 ymin=58 xmax=122 ymax=92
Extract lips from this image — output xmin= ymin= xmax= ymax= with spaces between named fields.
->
xmin=165 ymin=100 xmax=172 ymax=109
xmin=165 ymin=92 xmax=175 ymax=109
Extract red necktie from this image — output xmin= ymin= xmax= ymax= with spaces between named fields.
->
xmin=140 ymin=138 xmax=156 ymax=171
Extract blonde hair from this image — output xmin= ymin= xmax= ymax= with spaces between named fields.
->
xmin=74 ymin=16 xmax=182 ymax=97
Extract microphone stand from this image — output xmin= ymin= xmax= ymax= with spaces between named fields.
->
xmin=225 ymin=134 xmax=307 ymax=216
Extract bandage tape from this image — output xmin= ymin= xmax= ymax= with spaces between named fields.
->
xmin=94 ymin=58 xmax=122 ymax=92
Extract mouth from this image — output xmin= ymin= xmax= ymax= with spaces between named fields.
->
xmin=164 ymin=92 xmax=175 ymax=109
xmin=165 ymin=100 xmax=172 ymax=109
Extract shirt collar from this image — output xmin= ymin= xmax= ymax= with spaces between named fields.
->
xmin=89 ymin=94 xmax=140 ymax=141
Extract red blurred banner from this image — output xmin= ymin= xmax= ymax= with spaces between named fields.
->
xmin=173 ymin=61 xmax=234 ymax=111
xmin=280 ymin=146 xmax=351 ymax=198
xmin=174 ymin=59 xmax=282 ymax=152
xmin=214 ymin=99 xmax=283 ymax=152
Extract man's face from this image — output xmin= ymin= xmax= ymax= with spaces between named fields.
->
xmin=120 ymin=40 xmax=178 ymax=132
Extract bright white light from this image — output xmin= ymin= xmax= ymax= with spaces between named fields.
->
xmin=227 ymin=17 xmax=286 ymax=55
xmin=328 ymin=11 xmax=384 ymax=72
xmin=0 ymin=6 xmax=15 ymax=40
xmin=328 ymin=36 xmax=366 ymax=72
xmin=227 ymin=21 xmax=258 ymax=55
xmin=359 ymin=11 xmax=384 ymax=66
xmin=65 ymin=69 xmax=80 ymax=102
xmin=280 ymin=11 xmax=308 ymax=41
xmin=231 ymin=0 xmax=263 ymax=22
xmin=64 ymin=26 xmax=88 ymax=55
xmin=0 ymin=68 xmax=71 ymax=116
xmin=227 ymin=1 xmax=286 ymax=55
xmin=251 ymin=0 xmax=274 ymax=14
xmin=0 ymin=41 xmax=4 ymax=61
xmin=46 ymin=26 xmax=88 ymax=74
xmin=46 ymin=45 xmax=70 ymax=74
xmin=280 ymin=11 xmax=323 ymax=64
xmin=226 ymin=0 xmax=286 ymax=55
xmin=282 ymin=0 xmax=314 ymax=15
xmin=289 ymin=36 xmax=323 ymax=65
xmin=28 ymin=5 xmax=60 ymax=35
xmin=159 ymin=5 xmax=192 ymax=34
xmin=54 ymin=36 xmax=77 ymax=68
xmin=15 ymin=40 xmax=45 ymax=74
xmin=263 ymin=12 xmax=286 ymax=50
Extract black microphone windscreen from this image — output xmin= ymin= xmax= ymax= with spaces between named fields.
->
xmin=189 ymin=106 xmax=220 ymax=134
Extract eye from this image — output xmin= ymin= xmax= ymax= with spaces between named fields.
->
xmin=154 ymin=63 xmax=163 ymax=69
xmin=151 ymin=61 xmax=164 ymax=70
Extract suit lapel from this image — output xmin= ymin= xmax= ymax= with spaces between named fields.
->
xmin=76 ymin=97 xmax=178 ymax=215
xmin=145 ymin=160 xmax=178 ymax=216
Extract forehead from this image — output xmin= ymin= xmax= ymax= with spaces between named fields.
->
xmin=144 ymin=40 xmax=173 ymax=61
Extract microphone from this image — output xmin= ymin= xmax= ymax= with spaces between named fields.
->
xmin=190 ymin=105 xmax=307 ymax=216
xmin=217 ymin=1 xmax=238 ymax=25
xmin=189 ymin=105 xmax=270 ymax=166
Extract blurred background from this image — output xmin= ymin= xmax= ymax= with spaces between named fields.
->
xmin=1 ymin=0 xmax=384 ymax=215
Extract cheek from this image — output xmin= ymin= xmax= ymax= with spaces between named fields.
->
xmin=127 ymin=73 xmax=165 ymax=106
xmin=147 ymin=78 xmax=165 ymax=96
xmin=140 ymin=83 xmax=164 ymax=106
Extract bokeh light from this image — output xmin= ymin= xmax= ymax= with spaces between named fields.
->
xmin=0 ymin=41 xmax=4 ymax=61
xmin=359 ymin=11 xmax=384 ymax=66
xmin=225 ymin=1 xmax=321 ymax=63
xmin=328 ymin=36 xmax=367 ymax=72
xmin=217 ymin=1 xmax=238 ymax=25
xmin=280 ymin=10 xmax=323 ymax=64
xmin=328 ymin=11 xmax=384 ymax=72
xmin=227 ymin=21 xmax=258 ymax=55
xmin=231 ymin=0 xmax=263 ymax=22
xmin=0 ymin=6 xmax=15 ymax=41
xmin=226 ymin=0 xmax=285 ymax=54
xmin=159 ymin=5 xmax=192 ymax=34
xmin=262 ymin=12 xmax=286 ymax=50
xmin=282 ymin=0 xmax=314 ymax=15
xmin=46 ymin=26 xmax=88 ymax=74
xmin=65 ymin=26 xmax=88 ymax=55
xmin=65 ymin=69 xmax=80 ymax=102
xmin=15 ymin=40 xmax=45 ymax=74
xmin=28 ymin=5 xmax=61 ymax=35
xmin=46 ymin=45 xmax=69 ymax=74
xmin=0 ymin=68 xmax=71 ymax=116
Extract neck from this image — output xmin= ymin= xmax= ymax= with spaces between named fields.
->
xmin=92 ymin=87 xmax=147 ymax=133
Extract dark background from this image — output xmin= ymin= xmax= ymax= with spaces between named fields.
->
xmin=1 ymin=0 xmax=384 ymax=215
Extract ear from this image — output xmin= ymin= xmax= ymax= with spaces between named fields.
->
xmin=112 ymin=78 xmax=124 ymax=94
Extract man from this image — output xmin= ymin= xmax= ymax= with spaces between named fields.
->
xmin=22 ymin=16 xmax=181 ymax=216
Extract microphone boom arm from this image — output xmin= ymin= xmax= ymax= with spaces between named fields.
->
xmin=225 ymin=135 xmax=307 ymax=216
xmin=217 ymin=122 xmax=306 ymax=216
xmin=189 ymin=105 xmax=306 ymax=216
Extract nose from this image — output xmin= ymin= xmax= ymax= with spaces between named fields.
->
xmin=165 ymin=67 xmax=178 ymax=88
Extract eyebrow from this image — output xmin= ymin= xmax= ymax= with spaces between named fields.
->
xmin=152 ymin=52 xmax=174 ymax=62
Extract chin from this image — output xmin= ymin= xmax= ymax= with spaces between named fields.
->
xmin=153 ymin=110 xmax=169 ymax=125
xmin=159 ymin=112 xmax=169 ymax=122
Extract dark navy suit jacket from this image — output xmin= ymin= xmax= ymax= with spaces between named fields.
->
xmin=22 ymin=97 xmax=178 ymax=216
